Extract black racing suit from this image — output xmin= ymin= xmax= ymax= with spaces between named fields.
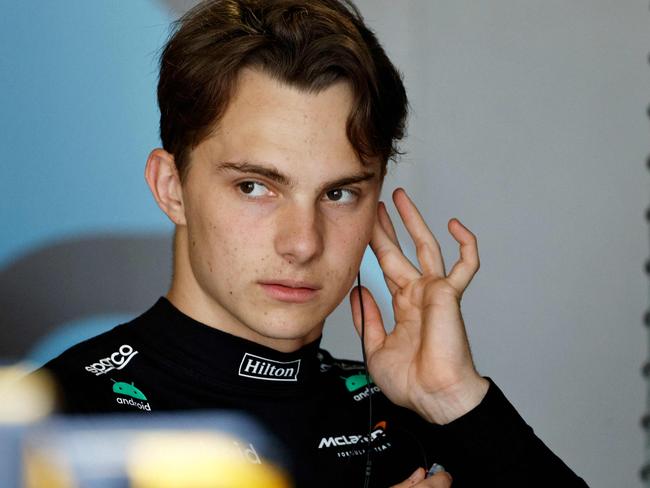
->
xmin=37 ymin=297 xmax=588 ymax=487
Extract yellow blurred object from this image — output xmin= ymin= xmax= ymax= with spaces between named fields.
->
xmin=23 ymin=447 xmax=75 ymax=488
xmin=0 ymin=363 xmax=55 ymax=423
xmin=127 ymin=431 xmax=292 ymax=488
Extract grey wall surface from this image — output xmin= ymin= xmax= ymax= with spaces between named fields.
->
xmin=320 ymin=2 xmax=648 ymax=487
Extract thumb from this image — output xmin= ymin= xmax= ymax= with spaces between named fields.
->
xmin=389 ymin=467 xmax=425 ymax=487
xmin=349 ymin=285 xmax=386 ymax=358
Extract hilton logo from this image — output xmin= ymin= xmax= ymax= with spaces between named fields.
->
xmin=238 ymin=353 xmax=300 ymax=382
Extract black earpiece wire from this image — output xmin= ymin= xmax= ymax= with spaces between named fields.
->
xmin=357 ymin=271 xmax=373 ymax=488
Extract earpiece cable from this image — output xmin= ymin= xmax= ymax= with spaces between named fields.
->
xmin=357 ymin=272 xmax=373 ymax=488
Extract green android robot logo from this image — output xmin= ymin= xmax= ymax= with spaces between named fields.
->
xmin=344 ymin=373 xmax=373 ymax=392
xmin=111 ymin=380 xmax=147 ymax=400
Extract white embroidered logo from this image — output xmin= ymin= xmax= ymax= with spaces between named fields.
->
xmin=84 ymin=345 xmax=138 ymax=376
xmin=238 ymin=353 xmax=300 ymax=382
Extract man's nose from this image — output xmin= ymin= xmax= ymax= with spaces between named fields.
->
xmin=274 ymin=203 xmax=324 ymax=265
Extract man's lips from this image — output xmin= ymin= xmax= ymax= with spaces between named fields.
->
xmin=258 ymin=280 xmax=321 ymax=303
xmin=258 ymin=279 xmax=321 ymax=290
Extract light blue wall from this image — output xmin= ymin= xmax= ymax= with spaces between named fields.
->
xmin=0 ymin=1 xmax=173 ymax=269
xmin=0 ymin=1 xmax=177 ymax=364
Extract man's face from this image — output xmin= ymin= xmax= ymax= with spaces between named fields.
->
xmin=175 ymin=68 xmax=382 ymax=351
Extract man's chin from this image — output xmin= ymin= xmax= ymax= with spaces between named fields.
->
xmin=244 ymin=316 xmax=324 ymax=348
xmin=254 ymin=323 xmax=322 ymax=341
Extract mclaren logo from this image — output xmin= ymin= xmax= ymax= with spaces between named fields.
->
xmin=318 ymin=421 xmax=389 ymax=449
xmin=238 ymin=353 xmax=300 ymax=382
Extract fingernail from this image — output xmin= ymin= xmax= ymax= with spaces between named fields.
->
xmin=427 ymin=463 xmax=445 ymax=477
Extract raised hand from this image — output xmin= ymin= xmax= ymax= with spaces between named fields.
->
xmin=349 ymin=188 xmax=489 ymax=425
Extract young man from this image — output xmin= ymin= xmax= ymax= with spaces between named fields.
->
xmin=37 ymin=1 xmax=587 ymax=486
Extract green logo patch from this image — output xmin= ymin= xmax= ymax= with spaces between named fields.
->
xmin=111 ymin=380 xmax=147 ymax=400
xmin=344 ymin=373 xmax=372 ymax=392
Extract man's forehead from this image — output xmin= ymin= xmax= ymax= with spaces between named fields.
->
xmin=190 ymin=68 xmax=383 ymax=186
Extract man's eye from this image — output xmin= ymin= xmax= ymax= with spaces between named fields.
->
xmin=325 ymin=189 xmax=358 ymax=204
xmin=238 ymin=181 xmax=270 ymax=197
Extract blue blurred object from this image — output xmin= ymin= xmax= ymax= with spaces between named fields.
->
xmin=0 ymin=424 xmax=25 ymax=488
xmin=1 ymin=410 xmax=292 ymax=488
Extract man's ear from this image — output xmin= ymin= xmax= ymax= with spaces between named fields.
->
xmin=144 ymin=148 xmax=186 ymax=226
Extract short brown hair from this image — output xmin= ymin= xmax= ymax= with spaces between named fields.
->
xmin=157 ymin=0 xmax=408 ymax=180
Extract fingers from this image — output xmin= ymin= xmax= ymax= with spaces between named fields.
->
xmin=377 ymin=202 xmax=403 ymax=294
xmin=390 ymin=468 xmax=453 ymax=487
xmin=371 ymin=203 xmax=421 ymax=289
xmin=349 ymin=286 xmax=387 ymax=359
xmin=392 ymin=188 xmax=446 ymax=277
xmin=373 ymin=188 xmax=480 ymax=296
xmin=378 ymin=201 xmax=402 ymax=250
xmin=445 ymin=218 xmax=480 ymax=294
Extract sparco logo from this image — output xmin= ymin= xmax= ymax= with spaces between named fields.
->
xmin=85 ymin=345 xmax=138 ymax=376
xmin=238 ymin=353 xmax=300 ymax=382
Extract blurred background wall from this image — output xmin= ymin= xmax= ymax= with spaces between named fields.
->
xmin=1 ymin=1 xmax=647 ymax=486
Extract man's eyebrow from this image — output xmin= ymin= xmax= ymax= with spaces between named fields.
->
xmin=214 ymin=161 xmax=377 ymax=190
xmin=216 ymin=161 xmax=295 ymax=186
xmin=324 ymin=171 xmax=377 ymax=190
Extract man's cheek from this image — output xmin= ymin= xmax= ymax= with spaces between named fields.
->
xmin=332 ymin=245 xmax=363 ymax=285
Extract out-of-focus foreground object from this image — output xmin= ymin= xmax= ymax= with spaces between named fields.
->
xmin=127 ymin=432 xmax=290 ymax=488
xmin=0 ymin=363 xmax=57 ymax=487
xmin=0 ymin=364 xmax=56 ymax=423
xmin=0 ymin=375 xmax=292 ymax=488
xmin=21 ymin=412 xmax=292 ymax=488
xmin=22 ymin=424 xmax=292 ymax=488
